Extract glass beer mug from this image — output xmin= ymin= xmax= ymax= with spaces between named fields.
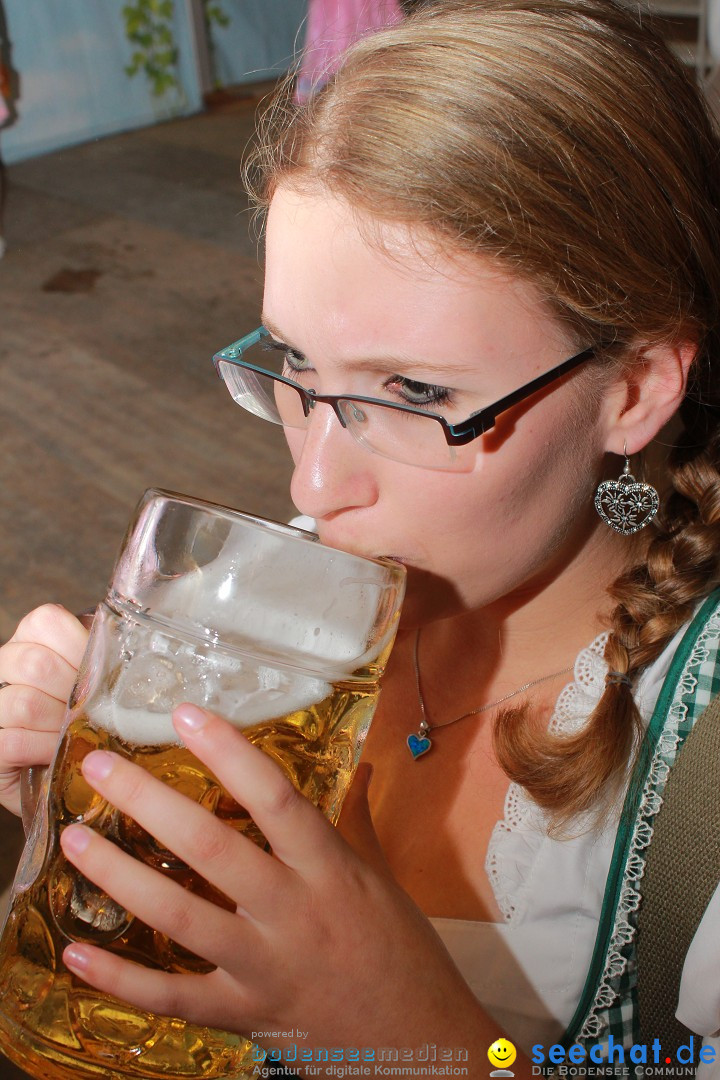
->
xmin=0 ymin=490 xmax=405 ymax=1080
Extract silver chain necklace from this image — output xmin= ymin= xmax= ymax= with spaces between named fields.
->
xmin=407 ymin=629 xmax=574 ymax=760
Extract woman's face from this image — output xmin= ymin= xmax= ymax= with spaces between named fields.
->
xmin=263 ymin=186 xmax=612 ymax=625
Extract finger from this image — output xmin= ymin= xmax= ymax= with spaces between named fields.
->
xmin=9 ymin=604 xmax=90 ymax=664
xmin=0 ymin=727 xmax=59 ymax=768
xmin=0 ymin=642 xmax=80 ymax=704
xmin=62 ymin=944 xmax=251 ymax=1032
xmin=60 ymin=823 xmax=249 ymax=972
xmin=0 ymin=770 xmax=23 ymax=815
xmin=173 ymin=704 xmax=339 ymax=874
xmin=0 ymin=683 xmax=68 ymax=732
xmin=78 ymin=749 xmax=289 ymax=911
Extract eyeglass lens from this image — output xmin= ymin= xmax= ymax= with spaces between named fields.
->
xmin=217 ymin=335 xmax=477 ymax=471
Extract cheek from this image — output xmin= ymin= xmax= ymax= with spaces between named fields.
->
xmin=284 ymin=428 xmax=305 ymax=465
xmin=485 ymin=391 xmax=600 ymax=512
xmin=404 ymin=415 xmax=601 ymax=595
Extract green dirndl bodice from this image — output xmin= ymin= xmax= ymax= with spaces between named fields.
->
xmin=560 ymin=589 xmax=720 ymax=1067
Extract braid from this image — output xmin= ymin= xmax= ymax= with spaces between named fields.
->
xmin=612 ymin=370 xmax=720 ymax=664
xmin=495 ymin=398 xmax=720 ymax=832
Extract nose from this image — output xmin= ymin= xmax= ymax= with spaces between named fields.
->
xmin=288 ymin=400 xmax=379 ymax=521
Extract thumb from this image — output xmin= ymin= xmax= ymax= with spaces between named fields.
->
xmin=337 ymin=763 xmax=391 ymax=875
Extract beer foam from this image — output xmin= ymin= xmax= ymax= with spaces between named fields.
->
xmin=144 ymin=537 xmax=394 ymax=676
xmin=90 ymin=670 xmax=332 ymax=747
xmin=90 ymin=524 xmax=401 ymax=748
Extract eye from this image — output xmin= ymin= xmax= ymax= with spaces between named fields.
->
xmin=282 ymin=349 xmax=310 ymax=376
xmin=385 ymin=374 xmax=453 ymax=410
xmin=261 ymin=338 xmax=312 ymax=377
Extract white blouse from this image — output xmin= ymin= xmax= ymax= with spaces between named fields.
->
xmin=428 ymin=625 xmax=720 ymax=1077
xmin=290 ymin=518 xmax=720 ymax=1071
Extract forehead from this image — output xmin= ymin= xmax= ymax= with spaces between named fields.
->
xmin=263 ymin=185 xmax=571 ymax=371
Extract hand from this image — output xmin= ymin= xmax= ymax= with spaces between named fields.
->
xmin=0 ymin=604 xmax=89 ymax=815
xmin=59 ymin=704 xmax=487 ymax=1070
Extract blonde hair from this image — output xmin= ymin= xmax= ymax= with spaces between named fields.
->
xmin=247 ymin=0 xmax=720 ymax=825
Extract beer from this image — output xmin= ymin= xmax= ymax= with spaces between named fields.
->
xmin=0 ymin=492 xmax=405 ymax=1080
xmin=0 ymin=605 xmax=384 ymax=1080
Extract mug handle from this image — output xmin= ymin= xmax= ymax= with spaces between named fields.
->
xmin=20 ymin=767 xmax=44 ymax=836
xmin=19 ymin=608 xmax=97 ymax=836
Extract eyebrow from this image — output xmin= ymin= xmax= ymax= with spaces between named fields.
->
xmin=260 ymin=313 xmax=479 ymax=381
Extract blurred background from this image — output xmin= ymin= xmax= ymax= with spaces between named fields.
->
xmin=0 ymin=1 xmax=717 ymax=1075
xmin=0 ymin=0 xmax=309 ymax=640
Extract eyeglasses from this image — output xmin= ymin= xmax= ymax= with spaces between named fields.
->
xmin=213 ymin=326 xmax=596 ymax=472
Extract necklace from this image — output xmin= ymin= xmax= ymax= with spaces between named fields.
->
xmin=407 ymin=629 xmax=574 ymax=760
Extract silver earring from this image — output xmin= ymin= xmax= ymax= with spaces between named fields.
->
xmin=595 ymin=445 xmax=659 ymax=535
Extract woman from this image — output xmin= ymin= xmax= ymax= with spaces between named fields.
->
xmin=1 ymin=0 xmax=719 ymax=1074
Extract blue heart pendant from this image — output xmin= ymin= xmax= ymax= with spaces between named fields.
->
xmin=407 ymin=733 xmax=432 ymax=759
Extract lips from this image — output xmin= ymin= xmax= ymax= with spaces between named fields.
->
xmin=317 ymin=534 xmax=408 ymax=565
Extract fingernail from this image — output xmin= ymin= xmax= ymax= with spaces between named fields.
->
xmin=61 ymin=824 xmax=91 ymax=856
xmin=82 ymin=750 xmax=115 ymax=781
xmin=174 ymin=703 xmax=210 ymax=734
xmin=64 ymin=944 xmax=90 ymax=973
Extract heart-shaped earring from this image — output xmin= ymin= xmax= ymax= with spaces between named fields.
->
xmin=595 ymin=447 xmax=659 ymax=535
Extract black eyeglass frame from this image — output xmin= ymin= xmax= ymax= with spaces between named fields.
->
xmin=213 ymin=326 xmax=596 ymax=447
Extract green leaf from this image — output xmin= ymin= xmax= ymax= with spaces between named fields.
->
xmin=203 ymin=0 xmax=230 ymax=27
xmin=122 ymin=0 xmax=179 ymax=98
xmin=208 ymin=5 xmax=230 ymax=27
xmin=152 ymin=70 xmax=178 ymax=96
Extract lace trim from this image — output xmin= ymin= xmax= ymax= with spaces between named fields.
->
xmin=485 ymin=631 xmax=610 ymax=924
xmin=576 ymin=606 xmax=720 ymax=1042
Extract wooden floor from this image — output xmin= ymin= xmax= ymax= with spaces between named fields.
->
xmin=0 ymin=91 xmax=295 ymax=1079
xmin=0 ymin=91 xmax=295 ymax=641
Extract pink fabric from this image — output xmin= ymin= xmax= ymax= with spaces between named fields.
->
xmin=296 ymin=0 xmax=404 ymax=102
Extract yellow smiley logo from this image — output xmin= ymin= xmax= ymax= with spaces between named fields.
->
xmin=488 ymin=1039 xmax=517 ymax=1069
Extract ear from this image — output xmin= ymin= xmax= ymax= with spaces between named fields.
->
xmin=602 ymin=341 xmax=696 ymax=455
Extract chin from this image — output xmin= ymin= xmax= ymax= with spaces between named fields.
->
xmin=315 ymin=529 xmax=404 ymax=564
